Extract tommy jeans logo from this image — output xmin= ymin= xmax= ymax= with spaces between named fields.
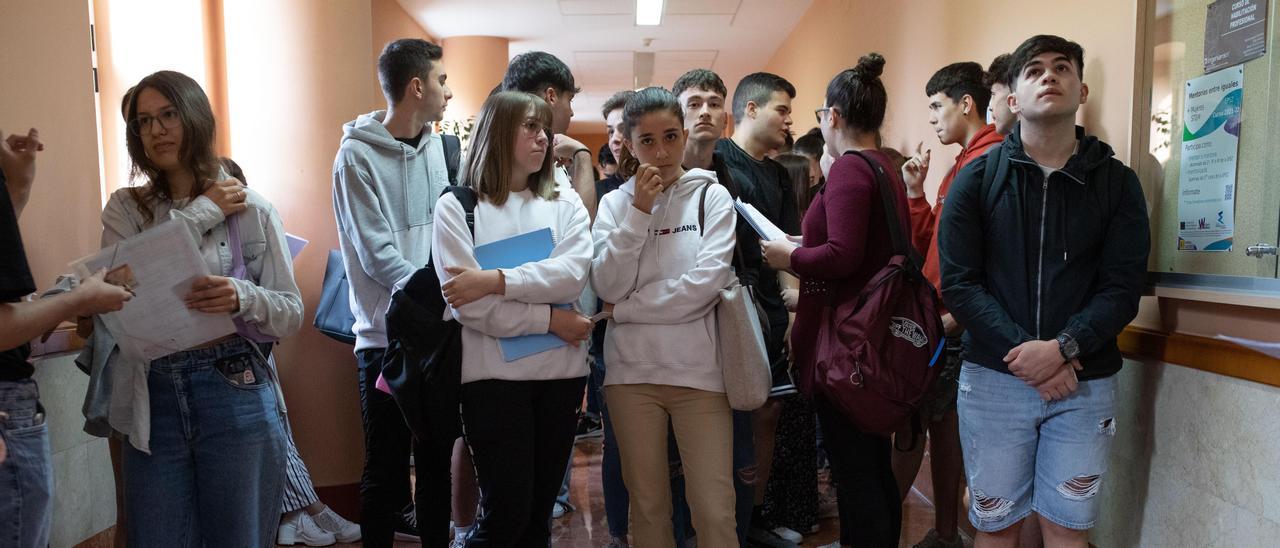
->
xmin=652 ymin=224 xmax=699 ymax=236
xmin=889 ymin=316 xmax=928 ymax=348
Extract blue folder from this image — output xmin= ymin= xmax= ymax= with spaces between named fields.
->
xmin=474 ymin=227 xmax=570 ymax=362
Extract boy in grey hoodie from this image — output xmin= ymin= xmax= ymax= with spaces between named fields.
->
xmin=331 ymin=38 xmax=456 ymax=547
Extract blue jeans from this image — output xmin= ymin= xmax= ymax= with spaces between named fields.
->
xmin=0 ymin=380 xmax=52 ymax=548
xmin=732 ymin=409 xmax=755 ymax=542
xmin=957 ymin=362 xmax=1117 ymax=532
xmin=123 ymin=338 xmax=287 ymax=547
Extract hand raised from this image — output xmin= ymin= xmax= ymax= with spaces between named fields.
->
xmin=901 ymin=141 xmax=931 ymax=199
xmin=203 ymin=178 xmax=248 ymax=216
xmin=632 ymin=164 xmax=664 ymax=214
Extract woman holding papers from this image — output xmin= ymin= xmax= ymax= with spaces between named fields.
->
xmin=430 ymin=91 xmax=593 ymax=547
xmin=761 ymin=53 xmax=910 ymax=548
xmin=84 ymin=71 xmax=302 ymax=547
xmin=591 ymin=87 xmax=739 ymax=548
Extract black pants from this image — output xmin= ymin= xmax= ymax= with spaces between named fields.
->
xmin=357 ymin=349 xmax=455 ymax=548
xmin=461 ymin=376 xmax=586 ymax=547
xmin=814 ymin=396 xmax=901 ymax=548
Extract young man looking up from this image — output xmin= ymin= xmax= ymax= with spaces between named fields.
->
xmin=332 ymin=38 xmax=461 ymax=548
xmin=986 ymin=54 xmax=1018 ymax=136
xmin=501 ymin=51 xmax=597 ymax=218
xmin=707 ymin=70 xmax=802 ymax=548
xmin=938 ymin=35 xmax=1150 ymax=548
xmin=895 ymin=61 xmax=1003 ymax=548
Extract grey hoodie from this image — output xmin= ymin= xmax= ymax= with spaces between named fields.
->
xmin=332 ymin=110 xmax=450 ymax=351
xmin=591 ymin=168 xmax=737 ymax=393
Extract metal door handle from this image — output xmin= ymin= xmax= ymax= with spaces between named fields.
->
xmin=1246 ymin=243 xmax=1277 ymax=257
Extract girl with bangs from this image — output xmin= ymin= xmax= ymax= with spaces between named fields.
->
xmin=430 ymin=91 xmax=594 ymax=546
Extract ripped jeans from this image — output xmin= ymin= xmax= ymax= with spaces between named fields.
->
xmin=957 ymin=362 xmax=1117 ymax=532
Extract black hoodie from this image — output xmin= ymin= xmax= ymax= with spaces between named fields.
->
xmin=938 ymin=125 xmax=1150 ymax=380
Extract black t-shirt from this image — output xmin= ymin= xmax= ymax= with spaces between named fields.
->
xmin=595 ymin=173 xmax=624 ymax=206
xmin=396 ymin=130 xmax=424 ymax=150
xmin=715 ymin=138 xmax=800 ymax=340
xmin=0 ymin=169 xmax=37 ymax=381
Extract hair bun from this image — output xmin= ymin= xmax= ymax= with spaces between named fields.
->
xmin=854 ymin=53 xmax=885 ymax=79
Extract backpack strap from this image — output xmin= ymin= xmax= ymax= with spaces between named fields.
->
xmin=441 ymin=185 xmax=477 ymax=238
xmin=442 ymin=134 xmax=462 ymax=185
xmin=225 ymin=213 xmax=248 ymax=280
xmin=844 ymin=150 xmax=924 ymax=274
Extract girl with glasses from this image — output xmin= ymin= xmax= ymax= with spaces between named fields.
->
xmin=82 ymin=70 xmax=301 ymax=547
xmin=430 ymin=91 xmax=593 ymax=546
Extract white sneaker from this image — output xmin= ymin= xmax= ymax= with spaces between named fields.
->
xmin=312 ymin=506 xmax=362 ymax=543
xmin=772 ymin=527 xmax=804 ymax=543
xmin=818 ymin=541 xmax=842 ymax=548
xmin=278 ymin=511 xmax=337 ymax=546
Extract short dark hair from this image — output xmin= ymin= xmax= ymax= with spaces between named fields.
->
xmin=672 ymin=69 xmax=727 ymax=99
xmin=731 ymin=72 xmax=795 ymax=121
xmin=501 ymin=51 xmax=580 ymax=95
xmin=601 ymin=89 xmax=636 ymax=119
xmin=925 ymin=62 xmax=991 ymax=115
xmin=598 ymin=143 xmax=616 ymax=166
xmin=1006 ymin=35 xmax=1085 ymax=89
xmin=621 ymin=87 xmax=683 ymax=139
xmin=985 ymin=54 xmax=1012 ymax=89
xmin=825 ymin=53 xmax=887 ymax=135
xmin=378 ymin=39 xmax=443 ymax=103
xmin=793 ymin=127 xmax=824 ymax=160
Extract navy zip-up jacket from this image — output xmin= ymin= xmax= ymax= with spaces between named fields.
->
xmin=938 ymin=125 xmax=1150 ymax=380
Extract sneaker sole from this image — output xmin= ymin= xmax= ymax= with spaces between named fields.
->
xmin=394 ymin=532 xmax=422 ymax=542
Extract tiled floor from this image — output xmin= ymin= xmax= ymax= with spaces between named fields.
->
xmin=278 ymin=436 xmax=969 ymax=548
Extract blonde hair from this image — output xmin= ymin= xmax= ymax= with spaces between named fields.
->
xmin=461 ymin=91 xmax=558 ymax=205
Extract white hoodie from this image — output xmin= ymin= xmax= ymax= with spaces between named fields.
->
xmin=591 ymin=168 xmax=737 ymax=393
xmin=432 ymin=188 xmax=593 ymax=383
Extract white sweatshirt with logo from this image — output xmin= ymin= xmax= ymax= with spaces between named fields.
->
xmin=591 ymin=169 xmax=737 ymax=393
xmin=431 ymin=188 xmax=593 ymax=384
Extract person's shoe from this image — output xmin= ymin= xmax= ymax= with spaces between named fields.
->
xmin=818 ymin=542 xmax=842 ymax=548
xmin=574 ymin=413 xmax=603 ymax=440
xmin=746 ymin=525 xmax=799 ymax=548
xmin=771 ymin=526 xmax=804 ymax=543
xmin=912 ymin=528 xmax=964 ymax=548
xmin=551 ymin=500 xmax=573 ymax=519
xmin=312 ymin=506 xmax=361 ymax=543
xmin=603 ymin=535 xmax=629 ymax=548
xmin=394 ymin=504 xmax=421 ymax=542
xmin=278 ymin=511 xmax=338 ymax=547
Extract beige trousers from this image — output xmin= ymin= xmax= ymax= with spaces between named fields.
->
xmin=605 ymin=383 xmax=737 ymax=548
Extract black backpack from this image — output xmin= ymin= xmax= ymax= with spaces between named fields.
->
xmin=381 ymin=185 xmax=475 ymax=442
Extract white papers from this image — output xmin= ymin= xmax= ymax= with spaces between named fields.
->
xmin=733 ymin=199 xmax=788 ymax=241
xmin=1216 ymin=334 xmax=1280 ymax=360
xmin=72 ymin=220 xmax=236 ymax=361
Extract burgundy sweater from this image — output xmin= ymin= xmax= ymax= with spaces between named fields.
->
xmin=789 ymin=150 xmax=911 ymax=375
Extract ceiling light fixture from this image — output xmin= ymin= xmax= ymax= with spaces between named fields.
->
xmin=636 ymin=0 xmax=664 ymax=26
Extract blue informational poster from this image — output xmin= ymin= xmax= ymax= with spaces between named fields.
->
xmin=1177 ymin=65 xmax=1242 ymax=252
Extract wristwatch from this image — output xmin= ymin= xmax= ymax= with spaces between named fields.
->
xmin=1056 ymin=332 xmax=1080 ymax=361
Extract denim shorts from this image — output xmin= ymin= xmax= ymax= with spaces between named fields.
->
xmin=957 ymin=361 xmax=1117 ymax=532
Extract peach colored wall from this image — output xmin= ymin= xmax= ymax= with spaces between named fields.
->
xmin=221 ymin=0 xmax=374 ymax=487
xmin=441 ymin=36 xmax=510 ymax=124
xmin=0 ymin=0 xmax=104 ymax=289
xmin=767 ymin=0 xmax=1139 ymax=201
xmin=371 ymin=0 xmax=436 ymax=109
